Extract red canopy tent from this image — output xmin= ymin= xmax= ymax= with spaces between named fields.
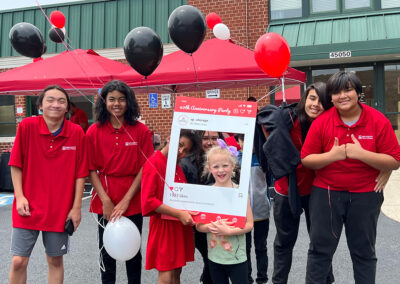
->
xmin=0 ymin=49 xmax=132 ymax=96
xmin=275 ymin=85 xmax=302 ymax=105
xmin=116 ymin=38 xmax=306 ymax=93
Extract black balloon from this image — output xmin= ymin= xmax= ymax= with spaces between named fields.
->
xmin=168 ymin=5 xmax=206 ymax=54
xmin=48 ymin=27 xmax=64 ymax=43
xmin=124 ymin=27 xmax=163 ymax=77
xmin=9 ymin=22 xmax=45 ymax=58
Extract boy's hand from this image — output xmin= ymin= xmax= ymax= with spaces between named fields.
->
xmin=16 ymin=196 xmax=30 ymax=216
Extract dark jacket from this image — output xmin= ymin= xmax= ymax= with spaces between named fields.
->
xmin=256 ymin=102 xmax=302 ymax=217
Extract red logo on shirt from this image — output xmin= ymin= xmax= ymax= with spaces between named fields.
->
xmin=62 ymin=146 xmax=76 ymax=150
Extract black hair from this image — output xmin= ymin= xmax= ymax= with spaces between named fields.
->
xmin=196 ymin=130 xmax=224 ymax=141
xmin=95 ymin=80 xmax=140 ymax=126
xmin=247 ymin=97 xmax=257 ymax=102
xmin=37 ymin=85 xmax=71 ymax=112
xmin=235 ymin=133 xmax=245 ymax=142
xmin=297 ymin=82 xmax=333 ymax=141
xmin=180 ymin=129 xmax=202 ymax=156
xmin=326 ymin=71 xmax=362 ymax=98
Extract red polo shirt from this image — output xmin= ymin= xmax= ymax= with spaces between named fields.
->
xmin=9 ymin=116 xmax=88 ymax=232
xmin=301 ymin=104 xmax=400 ymax=192
xmin=275 ymin=119 xmax=314 ymax=196
xmin=87 ymin=121 xmax=153 ymax=216
xmin=70 ymin=108 xmax=89 ymax=132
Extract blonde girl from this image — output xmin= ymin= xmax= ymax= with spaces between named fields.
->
xmin=196 ymin=141 xmax=253 ymax=284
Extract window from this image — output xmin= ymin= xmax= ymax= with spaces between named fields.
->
xmin=344 ymin=0 xmax=371 ymax=9
xmin=384 ymin=64 xmax=400 ymax=113
xmin=384 ymin=64 xmax=400 ymax=142
xmin=382 ymin=0 xmax=400 ymax=9
xmin=270 ymin=0 xmax=302 ymax=20
xmin=312 ymin=0 xmax=338 ymax=13
xmin=0 ymin=96 xmax=16 ymax=137
xmin=344 ymin=66 xmax=374 ymax=107
xmin=312 ymin=68 xmax=340 ymax=83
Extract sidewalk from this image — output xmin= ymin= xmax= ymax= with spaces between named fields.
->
xmin=382 ymin=169 xmax=400 ymax=222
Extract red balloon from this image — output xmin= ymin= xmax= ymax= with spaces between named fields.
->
xmin=206 ymin=12 xmax=222 ymax=29
xmin=254 ymin=32 xmax=291 ymax=78
xmin=50 ymin=11 xmax=66 ymax=29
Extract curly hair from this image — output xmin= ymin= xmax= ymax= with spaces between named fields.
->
xmin=180 ymin=129 xmax=202 ymax=157
xmin=202 ymin=146 xmax=238 ymax=178
xmin=95 ymin=80 xmax=140 ymax=126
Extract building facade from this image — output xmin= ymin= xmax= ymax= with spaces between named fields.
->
xmin=0 ymin=0 xmax=271 ymax=151
xmin=268 ymin=0 xmax=400 ymax=141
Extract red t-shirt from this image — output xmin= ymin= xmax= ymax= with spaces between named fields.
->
xmin=70 ymin=108 xmax=89 ymax=132
xmin=9 ymin=116 xmax=88 ymax=232
xmin=275 ymin=119 xmax=314 ymax=196
xmin=141 ymin=151 xmax=194 ymax=271
xmin=87 ymin=121 xmax=153 ymax=216
xmin=301 ymin=104 xmax=400 ymax=192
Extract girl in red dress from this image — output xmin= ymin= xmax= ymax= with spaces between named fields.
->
xmin=141 ymin=130 xmax=201 ymax=284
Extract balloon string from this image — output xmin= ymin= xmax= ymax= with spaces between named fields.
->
xmin=230 ymin=37 xmax=253 ymax=51
xmin=34 ymin=0 xmax=70 ymax=51
xmin=256 ymin=85 xmax=282 ymax=102
xmin=190 ymin=55 xmax=200 ymax=91
xmin=35 ymin=0 xmax=197 ymax=212
xmin=36 ymin=0 xmax=106 ymax=91
xmin=63 ymin=79 xmax=96 ymax=104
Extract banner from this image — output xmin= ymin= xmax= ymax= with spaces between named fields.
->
xmin=164 ymin=96 xmax=257 ymax=228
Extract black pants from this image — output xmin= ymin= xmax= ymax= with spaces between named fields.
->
xmin=246 ymin=219 xmax=270 ymax=284
xmin=194 ymin=227 xmax=213 ymax=284
xmin=272 ymin=193 xmax=334 ymax=284
xmin=306 ymin=187 xmax=383 ymax=284
xmin=209 ymin=260 xmax=248 ymax=284
xmin=98 ymin=214 xmax=143 ymax=284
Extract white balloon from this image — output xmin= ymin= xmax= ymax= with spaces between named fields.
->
xmin=103 ymin=216 xmax=141 ymax=261
xmin=213 ymin=23 xmax=230 ymax=40
xmin=61 ymin=27 xmax=66 ymax=35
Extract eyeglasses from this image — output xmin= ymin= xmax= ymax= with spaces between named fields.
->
xmin=202 ymin=136 xmax=219 ymax=142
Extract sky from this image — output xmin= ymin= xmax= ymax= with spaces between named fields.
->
xmin=0 ymin=0 xmax=84 ymax=11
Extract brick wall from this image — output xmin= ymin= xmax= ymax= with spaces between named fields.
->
xmin=135 ymin=0 xmax=271 ymax=141
xmin=0 ymin=1 xmax=272 ymax=146
xmin=0 ymin=68 xmax=21 ymax=152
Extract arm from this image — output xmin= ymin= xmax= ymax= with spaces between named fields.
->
xmin=374 ymin=170 xmax=392 ymax=192
xmin=346 ymin=134 xmax=400 ymax=171
xmin=196 ymin=222 xmax=210 ymax=233
xmin=154 ymin=204 xmax=196 ymax=226
xmin=302 ymin=137 xmax=346 ymax=170
xmin=11 ymin=166 xmax=30 ymax=216
xmin=89 ymin=170 xmax=114 ymax=220
xmin=110 ymin=168 xmax=143 ymax=220
xmin=67 ymin=177 xmax=85 ymax=231
xmin=199 ymin=198 xmax=254 ymax=236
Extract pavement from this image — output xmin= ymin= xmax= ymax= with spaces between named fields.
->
xmin=382 ymin=168 xmax=400 ymax=222
xmin=0 ymin=172 xmax=399 ymax=283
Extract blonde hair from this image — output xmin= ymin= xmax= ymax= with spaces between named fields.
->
xmin=202 ymin=146 xmax=237 ymax=178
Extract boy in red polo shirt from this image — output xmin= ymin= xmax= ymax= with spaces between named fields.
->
xmin=87 ymin=80 xmax=153 ymax=284
xmin=8 ymin=85 xmax=88 ymax=284
xmin=69 ymin=102 xmax=89 ymax=132
xmin=301 ymin=71 xmax=400 ymax=284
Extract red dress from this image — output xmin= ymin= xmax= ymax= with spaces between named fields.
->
xmin=141 ymin=151 xmax=194 ymax=271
